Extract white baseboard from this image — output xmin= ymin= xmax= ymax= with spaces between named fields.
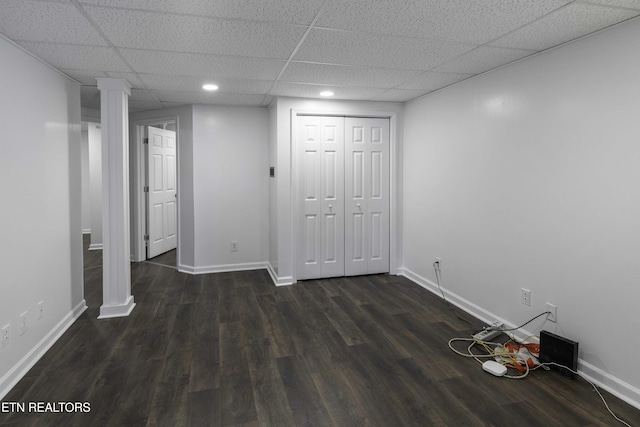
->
xmin=176 ymin=262 xmax=295 ymax=287
xmin=266 ymin=262 xmax=294 ymax=286
xmin=398 ymin=266 xmax=640 ymax=410
xmin=98 ymin=296 xmax=136 ymax=319
xmin=0 ymin=300 xmax=88 ymax=401
xmin=178 ymin=262 xmax=268 ymax=275
xmin=578 ymin=359 xmax=640 ymax=409
xmin=398 ymin=267 xmax=506 ymax=327
xmin=88 ymin=243 xmax=103 ymax=251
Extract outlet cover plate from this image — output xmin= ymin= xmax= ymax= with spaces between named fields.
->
xmin=1 ymin=324 xmax=10 ymax=348
xmin=19 ymin=311 xmax=28 ymax=336
xmin=546 ymin=302 xmax=557 ymax=322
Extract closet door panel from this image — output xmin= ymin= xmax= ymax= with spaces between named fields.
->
xmin=297 ymin=116 xmax=344 ymax=280
xmin=345 ymin=118 xmax=390 ymax=276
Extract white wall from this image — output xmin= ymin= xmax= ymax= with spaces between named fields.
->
xmin=189 ymin=105 xmax=269 ymax=272
xmin=80 ymin=124 xmax=91 ymax=233
xmin=402 ymin=18 xmax=640 ymax=406
xmin=270 ymin=97 xmax=404 ymax=285
xmin=0 ymin=36 xmax=86 ymax=399
xmin=88 ymin=122 xmax=102 ymax=249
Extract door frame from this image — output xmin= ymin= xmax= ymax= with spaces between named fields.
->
xmin=291 ymin=109 xmax=399 ymax=282
xmin=131 ymin=115 xmax=180 ymax=264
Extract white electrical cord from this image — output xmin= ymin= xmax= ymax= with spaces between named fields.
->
xmin=539 ymin=362 xmax=632 ymax=427
xmin=448 ymin=337 xmax=633 ymax=426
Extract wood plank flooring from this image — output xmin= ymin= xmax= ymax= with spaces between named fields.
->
xmin=1 ymin=236 xmax=639 ymax=426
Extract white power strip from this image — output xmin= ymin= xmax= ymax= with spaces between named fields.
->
xmin=473 ymin=329 xmax=502 ymax=341
xmin=472 ymin=321 xmax=504 ymax=342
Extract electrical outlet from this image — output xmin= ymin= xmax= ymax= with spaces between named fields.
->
xmin=231 ymin=241 xmax=238 ymax=252
xmin=37 ymin=301 xmax=44 ymax=320
xmin=1 ymin=324 xmax=10 ymax=349
xmin=521 ymin=288 xmax=531 ymax=306
xmin=546 ymin=302 xmax=557 ymax=323
xmin=489 ymin=321 xmax=504 ymax=330
xmin=19 ymin=312 xmax=28 ymax=336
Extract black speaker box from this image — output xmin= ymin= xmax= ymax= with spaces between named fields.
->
xmin=539 ymin=330 xmax=578 ymax=378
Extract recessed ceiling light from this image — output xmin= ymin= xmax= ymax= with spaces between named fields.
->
xmin=319 ymin=90 xmax=334 ymax=97
xmin=202 ymin=84 xmax=218 ymax=91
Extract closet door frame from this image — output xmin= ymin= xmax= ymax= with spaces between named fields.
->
xmin=291 ymin=109 xmax=399 ymax=282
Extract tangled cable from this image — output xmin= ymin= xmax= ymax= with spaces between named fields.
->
xmin=448 ymin=333 xmax=632 ymax=426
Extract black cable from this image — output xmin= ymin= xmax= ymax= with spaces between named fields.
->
xmin=500 ymin=311 xmax=551 ymax=332
xmin=433 ymin=261 xmax=474 ymax=326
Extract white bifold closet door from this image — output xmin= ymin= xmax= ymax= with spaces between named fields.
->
xmin=297 ymin=116 xmax=389 ymax=280
xmin=297 ymin=116 xmax=346 ymax=279
xmin=344 ymin=117 xmax=390 ymax=276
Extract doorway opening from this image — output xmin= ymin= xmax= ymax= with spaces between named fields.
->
xmin=132 ymin=118 xmax=179 ymax=269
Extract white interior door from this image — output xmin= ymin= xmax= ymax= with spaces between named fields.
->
xmin=296 ymin=116 xmax=390 ymax=280
xmin=297 ymin=116 xmax=345 ymax=280
xmin=147 ymin=126 xmax=177 ymax=258
xmin=345 ymin=117 xmax=390 ymax=276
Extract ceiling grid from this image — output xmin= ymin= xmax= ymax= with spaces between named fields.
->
xmin=1 ymin=0 xmax=639 ymax=110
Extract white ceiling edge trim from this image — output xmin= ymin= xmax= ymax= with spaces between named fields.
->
xmin=0 ymin=32 xmax=82 ymax=86
xmin=406 ymin=13 xmax=640 ymax=106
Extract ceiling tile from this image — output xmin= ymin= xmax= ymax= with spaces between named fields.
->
xmin=83 ymin=6 xmax=305 ymax=58
xmin=584 ymin=0 xmax=640 ymax=9
xmin=80 ymin=85 xmax=163 ymax=110
xmin=128 ymin=99 xmax=164 ymax=112
xmin=160 ymin=101 xmax=188 ymax=108
xmin=119 ymin=49 xmax=286 ymax=81
xmin=9 ymin=0 xmax=637 ymax=109
xmin=17 ymin=41 xmax=131 ymax=71
xmin=61 ymin=69 xmax=109 ymax=85
xmin=490 ymin=3 xmax=640 ymax=50
xmin=103 ymin=71 xmax=146 ymax=88
xmin=315 ymin=0 xmax=572 ymax=44
xmin=397 ymin=71 xmax=472 ymax=91
xmin=152 ymin=91 xmax=265 ymax=106
xmin=432 ymin=46 xmax=535 ymax=74
xmin=139 ymin=74 xmax=272 ymax=94
xmin=0 ymin=0 xmax=106 ymax=45
xmin=79 ymin=0 xmax=325 ymax=25
xmin=129 ymin=88 xmax=159 ymax=101
xmin=294 ymin=29 xmax=475 ymax=71
xmin=281 ymin=62 xmax=422 ymax=88
xmin=370 ymin=89 xmax=429 ymax=102
xmin=269 ymin=82 xmax=385 ymax=100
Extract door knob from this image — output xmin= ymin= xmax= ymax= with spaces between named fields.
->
xmin=329 ymin=204 xmax=333 ymax=211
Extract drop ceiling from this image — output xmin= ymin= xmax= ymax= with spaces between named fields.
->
xmin=1 ymin=0 xmax=639 ymax=111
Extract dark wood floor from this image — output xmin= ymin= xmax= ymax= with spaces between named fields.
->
xmin=1 ymin=236 xmax=639 ymax=426
xmin=147 ymin=248 xmax=176 ymax=269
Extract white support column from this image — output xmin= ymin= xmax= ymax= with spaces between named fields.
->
xmin=97 ymin=78 xmax=135 ymax=319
